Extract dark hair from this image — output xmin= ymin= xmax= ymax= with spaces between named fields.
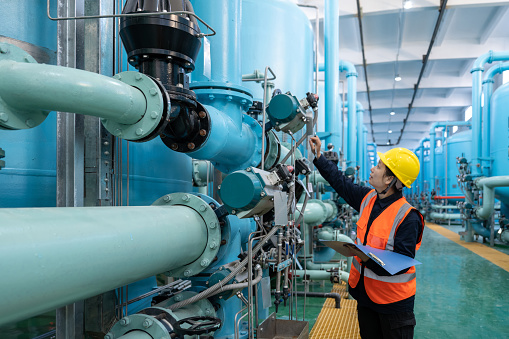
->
xmin=384 ymin=166 xmax=395 ymax=178
xmin=384 ymin=166 xmax=404 ymax=191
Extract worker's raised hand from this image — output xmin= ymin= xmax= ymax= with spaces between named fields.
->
xmin=309 ymin=136 xmax=322 ymax=159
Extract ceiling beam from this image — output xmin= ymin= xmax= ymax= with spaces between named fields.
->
xmin=479 ymin=6 xmax=509 ymax=44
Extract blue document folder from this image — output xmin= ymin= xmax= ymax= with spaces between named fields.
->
xmin=320 ymin=240 xmax=422 ymax=275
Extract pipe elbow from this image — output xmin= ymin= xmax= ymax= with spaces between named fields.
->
xmin=338 ymin=60 xmax=358 ymax=77
xmin=471 ymin=51 xmax=494 ymax=73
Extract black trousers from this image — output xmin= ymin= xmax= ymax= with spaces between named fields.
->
xmin=357 ymin=305 xmax=416 ymax=339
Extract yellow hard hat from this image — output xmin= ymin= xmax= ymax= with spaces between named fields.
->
xmin=377 ymin=148 xmax=420 ymax=188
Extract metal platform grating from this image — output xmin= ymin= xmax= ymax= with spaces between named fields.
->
xmin=309 ymin=282 xmax=360 ymax=339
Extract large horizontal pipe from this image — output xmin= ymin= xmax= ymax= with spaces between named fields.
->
xmin=294 ymin=269 xmax=349 ymax=283
xmin=0 ymin=60 xmax=147 ymax=127
xmin=0 ymin=202 xmax=213 ymax=326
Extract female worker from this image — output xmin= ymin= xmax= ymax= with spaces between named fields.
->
xmin=309 ymin=136 xmax=424 ymax=339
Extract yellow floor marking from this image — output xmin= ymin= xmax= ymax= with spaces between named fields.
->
xmin=309 ymin=282 xmax=360 ymax=339
xmin=426 ymin=222 xmax=509 ymax=272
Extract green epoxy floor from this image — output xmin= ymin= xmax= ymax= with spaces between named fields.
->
xmin=415 ymin=225 xmax=509 ymax=339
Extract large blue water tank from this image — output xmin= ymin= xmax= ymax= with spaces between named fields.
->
xmin=241 ymin=0 xmax=314 ymax=101
xmin=423 ymin=155 xmax=431 ymax=192
xmin=445 ymin=129 xmax=471 ymax=198
xmin=0 ymin=1 xmax=57 ymax=208
xmin=490 ymin=83 xmax=509 ymax=206
xmin=433 ymin=146 xmax=445 ymax=195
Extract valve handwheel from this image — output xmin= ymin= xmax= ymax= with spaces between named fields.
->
xmin=173 ymin=316 xmax=221 ymax=336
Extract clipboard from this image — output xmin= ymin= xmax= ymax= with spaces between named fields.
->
xmin=320 ymin=240 xmax=422 ymax=275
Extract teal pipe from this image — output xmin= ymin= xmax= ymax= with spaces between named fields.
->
xmin=471 ymin=51 xmax=509 ymax=176
xmin=0 ymin=204 xmax=211 ymax=326
xmin=363 ymin=125 xmax=368 ymax=181
xmin=323 ymin=0 xmax=340 ymax=151
xmin=482 ymin=62 xmax=509 ymax=174
xmin=295 ymin=269 xmax=349 ymax=283
xmin=295 ymin=199 xmax=329 ymax=226
xmin=356 ymin=102 xmax=364 ymax=177
xmin=318 ymin=60 xmax=358 ymax=161
xmin=429 ymin=212 xmax=462 ymax=220
xmin=430 ymin=121 xmax=471 ymax=193
xmin=431 ymin=204 xmax=460 ymax=210
xmin=309 ymin=171 xmax=328 ymax=186
xmin=316 ymin=229 xmax=353 ymax=273
xmin=304 ymin=261 xmax=342 ymax=271
xmin=342 ymin=61 xmax=358 ymax=166
xmin=475 ymin=176 xmax=509 ymax=219
xmin=0 ymin=60 xmax=146 ymax=127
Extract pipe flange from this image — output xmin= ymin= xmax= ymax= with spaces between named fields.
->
xmin=0 ymin=43 xmax=48 ymax=130
xmin=323 ymin=199 xmax=338 ymax=222
xmin=106 ymin=313 xmax=171 ymax=339
xmin=102 ymin=71 xmax=165 ymax=141
xmin=264 ymin=130 xmax=281 ymax=170
xmin=152 ymin=193 xmax=221 ymax=277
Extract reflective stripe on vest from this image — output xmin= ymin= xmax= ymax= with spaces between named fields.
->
xmin=352 ymin=259 xmax=416 ymax=283
xmin=386 ymin=202 xmax=412 ymax=251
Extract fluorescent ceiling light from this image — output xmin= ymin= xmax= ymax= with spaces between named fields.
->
xmin=403 ymin=0 xmax=413 ymax=9
xmin=387 ymin=141 xmax=390 ymax=145
xmin=395 ymin=75 xmax=402 ymax=82
xmin=388 ymin=130 xmax=393 ymax=134
xmin=390 ymin=111 xmax=396 ymax=116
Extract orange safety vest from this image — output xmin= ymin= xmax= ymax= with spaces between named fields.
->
xmin=348 ymin=189 xmax=424 ymax=304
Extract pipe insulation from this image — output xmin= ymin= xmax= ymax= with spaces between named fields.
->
xmin=0 ymin=203 xmax=215 ymax=326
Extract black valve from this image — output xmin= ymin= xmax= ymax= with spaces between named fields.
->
xmin=306 ymin=92 xmax=319 ymax=109
xmin=295 ymin=158 xmax=311 ymax=176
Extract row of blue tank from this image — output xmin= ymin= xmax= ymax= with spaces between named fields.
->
xmin=0 ymin=1 xmax=369 ymax=338
xmin=405 ymin=54 xmax=509 ymax=244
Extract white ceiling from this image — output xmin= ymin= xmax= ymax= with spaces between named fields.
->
xmin=297 ymin=0 xmax=509 ymax=152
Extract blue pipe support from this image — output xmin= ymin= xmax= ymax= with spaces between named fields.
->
xmin=324 ymin=0 xmax=340 ymax=152
xmin=430 ymin=121 xmax=471 ymax=193
xmin=356 ymin=102 xmax=364 ymax=177
xmin=0 ymin=193 xmax=221 ymax=326
xmin=481 ymin=62 xmax=509 ymax=175
xmin=470 ymin=51 xmax=509 ymax=176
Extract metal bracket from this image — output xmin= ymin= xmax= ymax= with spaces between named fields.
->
xmin=46 ymin=0 xmax=216 ymax=38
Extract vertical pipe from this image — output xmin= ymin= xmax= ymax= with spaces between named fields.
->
xmin=324 ymin=0 xmax=340 ymax=151
xmin=192 ymin=0 xmax=241 ymax=85
xmin=343 ymin=62 xmax=358 ymax=166
xmin=363 ymin=126 xmax=368 ymax=181
xmin=470 ymin=51 xmax=509 ymax=176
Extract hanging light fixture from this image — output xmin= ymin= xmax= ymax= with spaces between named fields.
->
xmin=390 ymin=111 xmax=396 ymax=116
xmin=388 ymin=130 xmax=393 ymax=134
xmin=403 ymin=0 xmax=413 ymax=9
xmin=395 ymin=74 xmax=402 ymax=81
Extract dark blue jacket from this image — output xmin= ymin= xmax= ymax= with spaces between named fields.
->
xmin=313 ymin=155 xmax=423 ymax=314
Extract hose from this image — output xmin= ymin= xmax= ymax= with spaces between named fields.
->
xmin=208 ymin=265 xmax=263 ymax=297
xmin=169 ymin=225 xmax=280 ymax=310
